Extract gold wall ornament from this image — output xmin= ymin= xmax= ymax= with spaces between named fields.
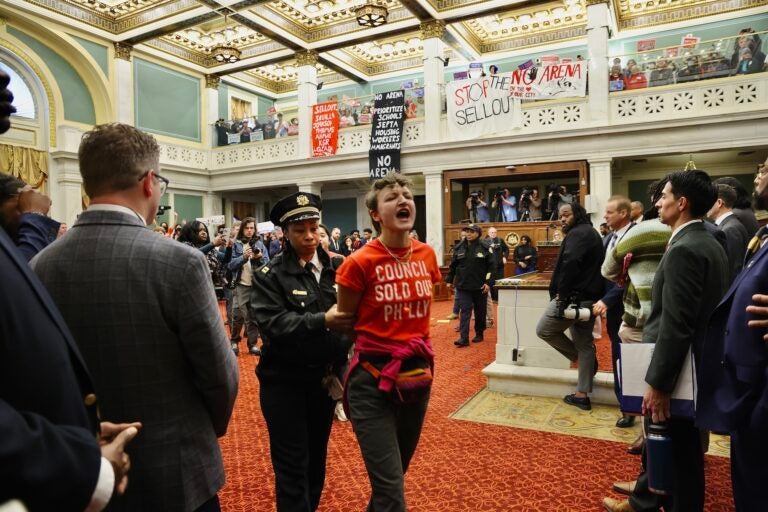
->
xmin=586 ymin=0 xmax=610 ymax=5
xmin=295 ymin=49 xmax=319 ymax=67
xmin=421 ymin=19 xmax=446 ymax=39
xmin=505 ymin=232 xmax=520 ymax=247
xmin=205 ymin=74 xmax=220 ymax=89
xmin=113 ymin=42 xmax=133 ymax=61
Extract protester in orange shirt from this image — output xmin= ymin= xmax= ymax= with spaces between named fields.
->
xmin=336 ymin=173 xmax=441 ymax=511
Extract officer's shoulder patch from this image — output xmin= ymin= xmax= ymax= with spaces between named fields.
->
xmin=261 ymin=266 xmax=270 ymax=274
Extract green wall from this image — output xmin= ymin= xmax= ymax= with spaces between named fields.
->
xmin=71 ymin=35 xmax=108 ymax=76
xmin=174 ymin=193 xmax=203 ymax=225
xmin=322 ymin=198 xmax=357 ymax=236
xmin=134 ymin=58 xmax=200 ymax=141
xmin=8 ymin=26 xmax=95 ymax=125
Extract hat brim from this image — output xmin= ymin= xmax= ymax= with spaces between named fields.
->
xmin=281 ymin=211 xmax=321 ymax=226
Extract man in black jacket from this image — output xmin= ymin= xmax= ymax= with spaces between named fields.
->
xmin=446 ymin=224 xmax=493 ymax=347
xmin=536 ymin=202 xmax=604 ymax=410
xmin=251 ymin=192 xmax=354 ymax=512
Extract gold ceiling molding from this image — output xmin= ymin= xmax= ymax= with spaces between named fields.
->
xmin=333 ymin=49 xmax=369 ymax=73
xmin=113 ymin=0 xmax=198 ymax=32
xmin=421 ymin=20 xmax=446 ymax=39
xmin=205 ymin=74 xmax=220 ymax=89
xmin=144 ymin=38 xmax=210 ymax=66
xmin=295 ymin=49 xmax=318 ymax=66
xmin=26 ymin=0 xmax=114 ymax=31
xmin=612 ymin=0 xmax=767 ymax=30
xmin=585 ymin=0 xmax=610 ymax=5
xmin=479 ymin=25 xmax=586 ymax=53
xmin=113 ymin=41 xmax=132 ymax=60
xmin=0 ymin=37 xmax=57 ymax=147
xmin=67 ymin=0 xmax=170 ymax=19
xmin=427 ymin=0 xmax=487 ymax=11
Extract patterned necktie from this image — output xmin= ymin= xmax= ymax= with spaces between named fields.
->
xmin=608 ymin=233 xmax=618 ymax=252
xmin=744 ymin=225 xmax=768 ymax=265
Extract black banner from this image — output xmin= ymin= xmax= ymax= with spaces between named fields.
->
xmin=368 ymin=90 xmax=405 ymax=181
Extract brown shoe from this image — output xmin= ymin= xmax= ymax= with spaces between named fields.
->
xmin=612 ymin=480 xmax=637 ymax=496
xmin=627 ymin=434 xmax=644 ymax=455
xmin=602 ymin=497 xmax=636 ymax=512
xmin=447 ymin=313 xmax=458 ymax=320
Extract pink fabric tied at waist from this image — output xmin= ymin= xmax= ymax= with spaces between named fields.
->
xmin=349 ymin=333 xmax=434 ymax=393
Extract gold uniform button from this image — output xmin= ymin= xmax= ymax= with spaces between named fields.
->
xmin=84 ymin=393 xmax=97 ymax=406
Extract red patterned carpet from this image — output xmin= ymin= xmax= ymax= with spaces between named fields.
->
xmin=218 ymin=300 xmax=734 ymax=511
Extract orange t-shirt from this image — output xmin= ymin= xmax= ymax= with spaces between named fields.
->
xmin=336 ymin=239 xmax=442 ymax=342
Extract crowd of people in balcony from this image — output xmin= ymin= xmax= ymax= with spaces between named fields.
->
xmin=609 ymin=29 xmax=765 ymax=92
xmin=215 ymin=113 xmax=299 ymax=146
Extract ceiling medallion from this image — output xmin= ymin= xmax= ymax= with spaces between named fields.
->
xmin=213 ymin=45 xmax=241 ymax=64
xmin=355 ymin=1 xmax=388 ymax=28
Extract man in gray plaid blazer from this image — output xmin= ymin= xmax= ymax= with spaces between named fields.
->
xmin=31 ymin=124 xmax=239 ymax=512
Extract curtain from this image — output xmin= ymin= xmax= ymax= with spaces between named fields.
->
xmin=231 ymin=98 xmax=252 ymax=121
xmin=0 ymin=143 xmax=49 ymax=191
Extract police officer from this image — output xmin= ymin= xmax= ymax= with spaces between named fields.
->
xmin=485 ymin=226 xmax=509 ymax=303
xmin=250 ymin=192 xmax=354 ymax=512
xmin=446 ymin=224 xmax=493 ymax=347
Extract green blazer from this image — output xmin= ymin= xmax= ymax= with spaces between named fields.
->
xmin=643 ymin=221 xmax=729 ymax=393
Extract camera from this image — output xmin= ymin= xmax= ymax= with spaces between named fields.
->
xmin=555 ymin=299 xmax=594 ymax=322
xmin=520 ymin=188 xmax=532 ymax=209
xmin=156 ymin=205 xmax=171 ymax=216
xmin=469 ymin=191 xmax=480 ymax=207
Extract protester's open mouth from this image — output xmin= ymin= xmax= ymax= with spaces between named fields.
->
xmin=396 ymin=208 xmax=410 ymax=219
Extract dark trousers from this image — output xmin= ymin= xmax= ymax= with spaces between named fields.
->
xmin=259 ymin=377 xmax=335 ymax=512
xmin=731 ymin=424 xmax=768 ymax=511
xmin=231 ymin=284 xmax=258 ymax=348
xmin=195 ymin=495 xmax=221 ymax=512
xmin=456 ymin=288 xmax=487 ymax=340
xmin=630 ymin=417 xmax=704 ymax=512
xmin=490 ymin=267 xmax=504 ymax=302
xmin=606 ymin=308 xmax=623 ymax=403
xmin=347 ymin=363 xmax=430 ymax=512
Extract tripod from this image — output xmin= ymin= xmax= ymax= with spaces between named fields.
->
xmin=519 ymin=209 xmax=531 ymax=222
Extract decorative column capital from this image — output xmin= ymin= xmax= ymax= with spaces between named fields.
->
xmin=420 ymin=20 xmax=445 ymax=40
xmin=585 ymin=0 xmax=609 ymax=5
xmin=205 ymin=74 xmax=221 ymax=89
xmin=114 ymin=42 xmax=133 ymax=61
xmin=295 ymin=50 xmax=319 ymax=67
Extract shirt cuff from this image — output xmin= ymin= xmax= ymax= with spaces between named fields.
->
xmin=84 ymin=457 xmax=115 ymax=512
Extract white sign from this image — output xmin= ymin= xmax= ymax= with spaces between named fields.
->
xmin=196 ymin=215 xmax=225 ymax=227
xmin=256 ymin=221 xmax=275 ymax=234
xmin=508 ymin=62 xmax=587 ymax=100
xmin=446 ymin=75 xmax=521 ymax=140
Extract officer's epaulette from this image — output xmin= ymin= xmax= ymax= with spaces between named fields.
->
xmin=261 ymin=266 xmax=270 ymax=274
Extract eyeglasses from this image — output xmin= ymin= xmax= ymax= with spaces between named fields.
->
xmin=138 ymin=170 xmax=169 ymax=195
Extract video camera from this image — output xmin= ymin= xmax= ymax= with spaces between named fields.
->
xmin=469 ymin=190 xmax=481 ymax=207
xmin=520 ymin=188 xmax=532 ymax=209
xmin=555 ymin=296 xmax=594 ymax=322
xmin=156 ymin=205 xmax=171 ymax=217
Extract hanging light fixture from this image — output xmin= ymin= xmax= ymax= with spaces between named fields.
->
xmin=212 ymin=11 xmax=242 ymax=64
xmin=682 ymin=154 xmax=697 ymax=171
xmin=355 ymin=1 xmax=388 ymax=28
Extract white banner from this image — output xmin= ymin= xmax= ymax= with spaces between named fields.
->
xmin=508 ymin=62 xmax=587 ymax=100
xmin=446 ymin=75 xmax=521 ymax=140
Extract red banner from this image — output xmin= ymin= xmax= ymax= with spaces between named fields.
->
xmin=312 ymin=102 xmax=339 ymax=158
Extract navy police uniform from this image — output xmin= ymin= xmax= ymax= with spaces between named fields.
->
xmin=250 ymin=192 xmax=351 ymax=512
xmin=446 ymin=224 xmax=493 ymax=346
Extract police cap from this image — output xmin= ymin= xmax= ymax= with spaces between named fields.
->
xmin=269 ymin=192 xmax=322 ymax=227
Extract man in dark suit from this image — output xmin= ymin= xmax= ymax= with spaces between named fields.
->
xmin=592 ymin=196 xmax=634 ymax=428
xmin=536 ymin=202 xmax=604 ymax=410
xmin=32 ymin=123 xmax=239 ymax=512
xmin=607 ymin=170 xmax=728 ymax=512
xmin=0 ymin=172 xmax=60 ymax=260
xmin=708 ymin=183 xmax=749 ymax=282
xmin=0 ymin=70 xmax=137 ymax=512
xmin=330 ymin=226 xmax=342 ymax=253
xmin=697 ymin=163 xmax=768 ymax=511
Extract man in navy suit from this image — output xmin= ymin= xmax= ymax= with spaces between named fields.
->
xmin=0 ymin=69 xmax=138 ymax=511
xmin=697 ymin=161 xmax=768 ymax=511
xmin=0 ymin=172 xmax=60 ymax=260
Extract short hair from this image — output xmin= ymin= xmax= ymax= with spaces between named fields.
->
xmin=608 ymin=195 xmax=631 ymax=216
xmin=239 ymin=216 xmax=256 ymax=241
xmin=78 ymin=123 xmax=160 ymax=197
xmin=363 ymin=228 xmax=372 ymax=234
xmin=630 ymin=200 xmax=644 ymax=211
xmin=713 ymin=176 xmax=752 ymax=209
xmin=714 ymin=183 xmax=737 ymax=209
xmin=666 ymin=170 xmax=716 ymax=218
xmin=0 ymin=172 xmax=26 ymax=204
xmin=365 ymin=173 xmax=413 ymax=233
xmin=560 ymin=202 xmax=591 ymax=226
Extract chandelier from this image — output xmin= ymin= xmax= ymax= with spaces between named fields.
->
xmin=213 ymin=45 xmax=241 ymax=63
xmin=355 ymin=1 xmax=388 ymax=28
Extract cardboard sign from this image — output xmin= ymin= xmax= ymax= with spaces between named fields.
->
xmin=664 ymin=47 xmax=680 ymax=58
xmin=681 ymin=35 xmax=700 ymax=49
xmin=453 ymin=71 xmax=469 ymax=80
xmin=637 ymin=39 xmax=656 ymax=52
xmin=508 ymin=62 xmax=587 ymax=99
xmin=311 ymin=101 xmax=340 ymax=158
xmin=256 ymin=221 xmax=275 ymax=235
xmin=447 ymin=75 xmax=521 ymax=140
xmin=368 ymin=90 xmax=405 ymax=181
xmin=619 ymin=344 xmax=696 ymax=418
xmin=518 ymin=59 xmax=534 ymax=70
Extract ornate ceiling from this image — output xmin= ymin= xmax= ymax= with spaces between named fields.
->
xmin=3 ymin=0 xmax=764 ymax=95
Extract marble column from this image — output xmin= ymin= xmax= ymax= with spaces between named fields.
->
xmin=47 ymin=156 xmax=84 ymax=225
xmin=420 ymin=20 xmax=446 ymax=145
xmin=423 ymin=169 xmax=444 ymax=266
xmin=113 ymin=42 xmax=133 ymax=124
xmin=588 ymin=158 xmax=612 ymax=226
xmin=586 ymin=0 xmax=610 ymax=124
xmin=296 ymin=50 xmax=319 ymax=159
xmin=205 ymin=74 xmax=221 ymax=147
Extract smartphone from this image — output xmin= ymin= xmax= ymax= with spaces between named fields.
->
xmin=222 ymin=228 xmax=230 ymax=238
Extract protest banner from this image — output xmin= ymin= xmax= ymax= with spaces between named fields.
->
xmin=368 ymin=90 xmax=405 ymax=181
xmin=256 ymin=221 xmax=275 ymax=235
xmin=311 ymin=101 xmax=339 ymax=157
xmin=681 ymin=34 xmax=700 ymax=49
xmin=446 ymin=75 xmax=521 ymax=140
xmin=508 ymin=61 xmax=587 ymax=100
xmin=637 ymin=39 xmax=656 ymax=52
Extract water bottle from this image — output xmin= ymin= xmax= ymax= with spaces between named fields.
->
xmin=646 ymin=422 xmax=674 ymax=495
